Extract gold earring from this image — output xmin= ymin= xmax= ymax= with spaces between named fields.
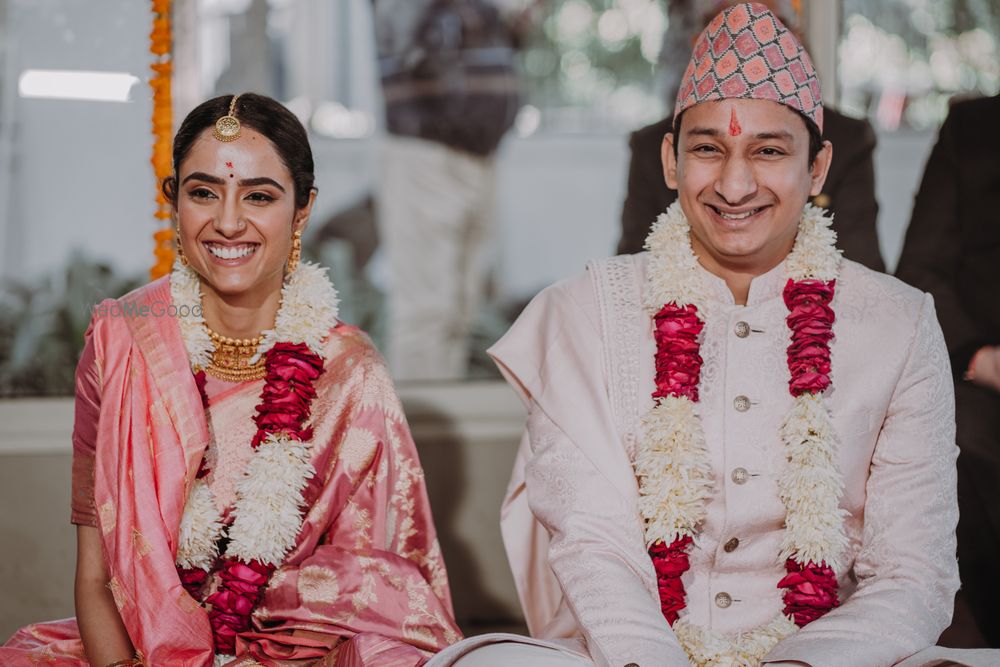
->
xmin=287 ymin=228 xmax=302 ymax=273
xmin=175 ymin=227 xmax=189 ymax=266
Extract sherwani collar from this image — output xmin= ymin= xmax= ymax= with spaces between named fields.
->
xmin=695 ymin=259 xmax=789 ymax=308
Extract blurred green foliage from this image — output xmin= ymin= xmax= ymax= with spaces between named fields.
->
xmin=0 ymin=253 xmax=141 ymax=396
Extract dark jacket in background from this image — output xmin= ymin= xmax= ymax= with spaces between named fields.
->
xmin=896 ymin=95 xmax=1000 ymax=375
xmin=894 ymin=94 xmax=1000 ymax=648
xmin=617 ymin=108 xmax=885 ymax=273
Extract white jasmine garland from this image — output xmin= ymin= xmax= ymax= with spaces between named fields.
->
xmin=170 ymin=258 xmax=339 ymax=573
xmin=643 ymin=202 xmax=710 ymax=316
xmin=226 ymin=433 xmax=316 ymax=567
xmin=638 ymin=202 xmax=846 ymax=666
xmin=253 ymin=262 xmax=340 ymax=363
xmin=176 ymin=480 xmax=223 ymax=570
xmin=777 ymin=394 xmax=850 ymax=571
xmin=785 ymin=204 xmax=841 ymax=282
xmin=170 ymin=255 xmax=213 ymax=370
xmin=674 ymin=615 xmax=798 ymax=666
xmin=635 ymin=396 xmax=713 ymax=546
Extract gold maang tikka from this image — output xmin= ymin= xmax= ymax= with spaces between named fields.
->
xmin=213 ymin=94 xmax=242 ymax=142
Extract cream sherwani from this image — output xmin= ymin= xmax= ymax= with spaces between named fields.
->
xmin=480 ymin=253 xmax=965 ymax=667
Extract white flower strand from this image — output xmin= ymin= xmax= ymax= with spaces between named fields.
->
xmin=643 ymin=203 xmax=710 ymax=316
xmin=169 ymin=259 xmax=339 ymax=573
xmin=674 ymin=614 xmax=798 ymax=667
xmin=253 ymin=262 xmax=340 ymax=363
xmin=638 ymin=203 xmax=846 ymax=665
xmin=785 ymin=204 xmax=841 ymax=282
xmin=226 ymin=434 xmax=316 ymax=567
xmin=176 ymin=479 xmax=224 ymax=570
xmin=636 ymin=396 xmax=714 ymax=546
xmin=170 ymin=257 xmax=213 ymax=370
xmin=777 ymin=394 xmax=850 ymax=572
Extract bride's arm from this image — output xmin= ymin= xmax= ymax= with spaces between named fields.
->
xmin=75 ymin=524 xmax=135 ymax=666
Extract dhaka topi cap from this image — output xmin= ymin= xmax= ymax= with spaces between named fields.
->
xmin=674 ymin=2 xmax=823 ymax=132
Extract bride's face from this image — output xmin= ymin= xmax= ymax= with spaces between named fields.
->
xmin=174 ymin=126 xmax=314 ymax=303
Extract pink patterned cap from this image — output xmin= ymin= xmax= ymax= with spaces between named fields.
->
xmin=674 ymin=2 xmax=823 ymax=132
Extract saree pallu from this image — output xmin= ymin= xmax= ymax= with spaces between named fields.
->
xmin=2 ymin=277 xmax=461 ymax=666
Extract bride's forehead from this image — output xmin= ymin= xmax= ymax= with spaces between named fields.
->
xmin=183 ymin=129 xmax=286 ymax=169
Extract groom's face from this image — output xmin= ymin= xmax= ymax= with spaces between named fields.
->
xmin=662 ymin=98 xmax=831 ymax=276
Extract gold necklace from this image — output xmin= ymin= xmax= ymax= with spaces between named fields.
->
xmin=204 ymin=327 xmax=266 ymax=382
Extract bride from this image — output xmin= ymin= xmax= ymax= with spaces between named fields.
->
xmin=2 ymin=93 xmax=460 ymax=666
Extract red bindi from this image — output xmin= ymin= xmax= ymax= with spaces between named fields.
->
xmin=729 ymin=108 xmax=742 ymax=136
xmin=225 ymin=161 xmax=234 ymax=168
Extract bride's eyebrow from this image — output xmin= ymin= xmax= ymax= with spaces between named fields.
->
xmin=238 ymin=177 xmax=285 ymax=191
xmin=181 ymin=172 xmax=286 ymax=192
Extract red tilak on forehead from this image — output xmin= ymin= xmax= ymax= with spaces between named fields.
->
xmin=225 ymin=161 xmax=234 ymax=169
xmin=729 ymin=108 xmax=742 ymax=136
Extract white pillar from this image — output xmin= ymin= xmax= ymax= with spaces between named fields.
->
xmin=804 ymin=0 xmax=841 ymax=107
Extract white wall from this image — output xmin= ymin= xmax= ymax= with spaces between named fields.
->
xmin=1 ymin=0 xmax=155 ymax=281
xmin=873 ymin=128 xmax=937 ymax=272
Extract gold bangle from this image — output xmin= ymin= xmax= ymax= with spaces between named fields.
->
xmin=105 ymin=659 xmax=142 ymax=667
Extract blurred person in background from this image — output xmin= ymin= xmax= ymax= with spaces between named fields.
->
xmin=372 ymin=0 xmax=539 ymax=381
xmin=618 ymin=0 xmax=885 ymax=273
xmin=896 ymin=93 xmax=1000 ymax=649
xmin=1 ymin=93 xmax=459 ymax=666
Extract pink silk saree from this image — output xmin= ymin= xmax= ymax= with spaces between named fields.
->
xmin=2 ymin=277 xmax=461 ymax=666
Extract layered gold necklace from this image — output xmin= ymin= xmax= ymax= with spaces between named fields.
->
xmin=205 ymin=328 xmax=266 ymax=382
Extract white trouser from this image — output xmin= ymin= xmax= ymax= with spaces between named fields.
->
xmin=376 ymin=135 xmax=497 ymax=381
xmin=425 ymin=634 xmax=592 ymax=667
xmin=452 ymin=643 xmax=592 ymax=666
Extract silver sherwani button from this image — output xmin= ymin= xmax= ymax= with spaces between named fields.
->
xmin=734 ymin=321 xmax=751 ymax=338
xmin=734 ymin=395 xmax=751 ymax=412
xmin=715 ymin=592 xmax=732 ymax=608
xmin=731 ymin=467 xmax=749 ymax=484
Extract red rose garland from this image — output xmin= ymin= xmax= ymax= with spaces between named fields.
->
xmin=652 ymin=304 xmax=704 ymax=402
xmin=176 ymin=343 xmax=323 ymax=653
xmin=647 ymin=278 xmax=840 ymax=629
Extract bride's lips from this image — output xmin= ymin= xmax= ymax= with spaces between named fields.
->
xmin=202 ymin=241 xmax=260 ymax=266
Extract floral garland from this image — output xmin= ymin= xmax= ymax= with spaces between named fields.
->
xmin=149 ymin=0 xmax=174 ymax=280
xmin=636 ymin=202 xmax=847 ymax=666
xmin=171 ymin=258 xmax=339 ymax=656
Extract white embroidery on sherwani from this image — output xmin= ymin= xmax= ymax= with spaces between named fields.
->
xmin=589 ymin=256 xmax=643 ymax=459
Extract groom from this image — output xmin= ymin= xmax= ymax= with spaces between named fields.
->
xmin=486 ymin=3 xmax=960 ymax=666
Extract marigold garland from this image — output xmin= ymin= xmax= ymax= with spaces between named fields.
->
xmin=638 ymin=202 xmax=847 ymax=666
xmin=149 ymin=0 xmax=174 ymax=280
